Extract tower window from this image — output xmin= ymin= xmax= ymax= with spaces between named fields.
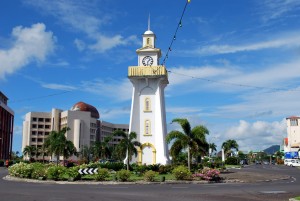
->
xmin=144 ymin=119 xmax=151 ymax=135
xmin=144 ymin=97 xmax=151 ymax=112
xmin=291 ymin=119 xmax=298 ymax=126
xmin=146 ymin=38 xmax=152 ymax=47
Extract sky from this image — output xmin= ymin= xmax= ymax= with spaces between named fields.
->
xmin=1 ymin=0 xmax=300 ymax=154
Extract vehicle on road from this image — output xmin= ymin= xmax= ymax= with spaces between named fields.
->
xmin=289 ymin=160 xmax=300 ymax=167
xmin=285 ymin=159 xmax=300 ymax=166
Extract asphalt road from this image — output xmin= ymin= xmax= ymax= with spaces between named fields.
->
xmin=1 ymin=164 xmax=300 ymax=201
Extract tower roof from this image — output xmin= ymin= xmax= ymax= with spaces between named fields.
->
xmin=71 ymin=101 xmax=100 ymax=119
xmin=144 ymin=14 xmax=154 ymax=35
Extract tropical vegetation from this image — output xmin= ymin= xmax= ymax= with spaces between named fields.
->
xmin=166 ymin=118 xmax=209 ymax=170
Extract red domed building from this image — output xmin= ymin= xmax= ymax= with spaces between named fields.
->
xmin=22 ymin=101 xmax=128 ymax=161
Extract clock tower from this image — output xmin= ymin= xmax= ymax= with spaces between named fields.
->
xmin=128 ymin=20 xmax=169 ymax=165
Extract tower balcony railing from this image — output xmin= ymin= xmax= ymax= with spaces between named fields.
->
xmin=128 ymin=66 xmax=168 ymax=78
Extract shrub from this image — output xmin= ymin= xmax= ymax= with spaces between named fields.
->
xmin=172 ymin=165 xmax=191 ymax=180
xmin=94 ymin=168 xmax=110 ymax=181
xmin=31 ymin=163 xmax=47 ymax=179
xmin=0 ymin=160 xmax=4 ymax=166
xmin=192 ymin=167 xmax=220 ymax=181
xmin=99 ymin=162 xmax=125 ymax=171
xmin=8 ymin=162 xmax=33 ymax=178
xmin=158 ymin=165 xmax=173 ymax=174
xmin=143 ymin=170 xmax=157 ymax=182
xmin=67 ymin=166 xmax=81 ymax=180
xmin=47 ymin=165 xmax=67 ymax=180
xmin=116 ymin=169 xmax=131 ymax=182
xmin=146 ymin=164 xmax=161 ymax=171
xmin=225 ymin=157 xmax=239 ymax=165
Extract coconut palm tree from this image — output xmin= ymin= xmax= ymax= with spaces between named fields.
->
xmin=222 ymin=139 xmax=239 ymax=158
xmin=92 ymin=135 xmax=113 ymax=160
xmin=38 ymin=145 xmax=48 ymax=163
xmin=44 ymin=127 xmax=76 ymax=165
xmin=209 ymin=142 xmax=217 ymax=156
xmin=166 ymin=118 xmax=209 ymax=171
xmin=23 ymin=145 xmax=36 ymax=161
xmin=113 ymin=130 xmax=141 ymax=170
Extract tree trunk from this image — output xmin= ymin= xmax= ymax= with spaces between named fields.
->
xmin=126 ymin=148 xmax=129 ymax=171
xmin=187 ymin=146 xmax=190 ymax=171
xmin=56 ymin=154 xmax=59 ymax=166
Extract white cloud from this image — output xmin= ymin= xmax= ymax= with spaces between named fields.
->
xmin=41 ymin=83 xmax=76 ymax=91
xmin=222 ymin=119 xmax=286 ymax=151
xmin=81 ymin=79 xmax=132 ymax=102
xmin=259 ymin=0 xmax=300 ymax=22
xmin=0 ymin=23 xmax=55 ymax=79
xmin=25 ymin=0 xmax=139 ymax=53
xmin=187 ymin=33 xmax=300 ymax=56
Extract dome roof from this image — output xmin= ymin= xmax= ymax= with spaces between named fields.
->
xmin=144 ymin=30 xmax=154 ymax=35
xmin=71 ymin=101 xmax=100 ymax=119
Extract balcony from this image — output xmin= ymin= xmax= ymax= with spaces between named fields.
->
xmin=128 ymin=66 xmax=168 ymax=78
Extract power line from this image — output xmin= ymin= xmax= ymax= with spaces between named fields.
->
xmin=168 ymin=70 xmax=300 ymax=92
xmin=10 ymin=91 xmax=72 ymax=103
xmin=161 ymin=0 xmax=191 ymax=66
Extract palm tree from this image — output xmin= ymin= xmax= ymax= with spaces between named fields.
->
xmin=44 ymin=127 xmax=76 ymax=165
xmin=92 ymin=136 xmax=113 ymax=160
xmin=113 ymin=130 xmax=141 ymax=170
xmin=166 ymin=118 xmax=209 ymax=171
xmin=209 ymin=143 xmax=217 ymax=156
xmin=23 ymin=145 xmax=36 ymax=161
xmin=38 ymin=145 xmax=48 ymax=163
xmin=222 ymin=139 xmax=239 ymax=158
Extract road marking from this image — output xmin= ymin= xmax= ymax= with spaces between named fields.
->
xmin=260 ymin=191 xmax=287 ymax=194
xmin=172 ymin=187 xmax=188 ymax=189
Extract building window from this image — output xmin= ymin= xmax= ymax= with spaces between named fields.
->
xmin=146 ymin=38 xmax=152 ymax=46
xmin=45 ymin=118 xmax=51 ymax=122
xmin=32 ymin=131 xmax=36 ymax=135
xmin=291 ymin=119 xmax=298 ymax=126
xmin=38 ymin=125 xmax=44 ymax=129
xmin=45 ymin=125 xmax=50 ymax=129
xmin=144 ymin=97 xmax=151 ymax=112
xmin=144 ymin=119 xmax=151 ymax=135
xmin=37 ymin=138 xmax=43 ymax=142
xmin=45 ymin=132 xmax=49 ymax=135
xmin=32 ymin=124 xmax=37 ymax=128
xmin=38 ymin=118 xmax=44 ymax=122
xmin=32 ymin=117 xmax=37 ymax=122
xmin=31 ymin=138 xmax=36 ymax=142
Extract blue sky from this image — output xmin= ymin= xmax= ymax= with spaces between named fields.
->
xmin=1 ymin=0 xmax=300 ymax=154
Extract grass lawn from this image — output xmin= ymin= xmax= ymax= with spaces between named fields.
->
xmin=294 ymin=196 xmax=300 ymax=200
xmin=225 ymin=165 xmax=241 ymax=168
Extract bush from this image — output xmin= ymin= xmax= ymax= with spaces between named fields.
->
xmin=0 ymin=160 xmax=4 ymax=166
xmin=172 ymin=165 xmax=191 ymax=180
xmin=47 ymin=165 xmax=67 ymax=180
xmin=31 ymin=163 xmax=47 ymax=179
xmin=158 ymin=165 xmax=173 ymax=174
xmin=143 ymin=170 xmax=157 ymax=182
xmin=99 ymin=162 xmax=125 ymax=171
xmin=146 ymin=164 xmax=161 ymax=171
xmin=116 ymin=169 xmax=131 ymax=182
xmin=192 ymin=167 xmax=221 ymax=181
xmin=225 ymin=157 xmax=239 ymax=165
xmin=94 ymin=168 xmax=110 ymax=181
xmin=67 ymin=166 xmax=81 ymax=180
xmin=8 ymin=162 xmax=33 ymax=178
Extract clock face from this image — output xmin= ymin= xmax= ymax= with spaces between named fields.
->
xmin=142 ymin=56 xmax=154 ymax=66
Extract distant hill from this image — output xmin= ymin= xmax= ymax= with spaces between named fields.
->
xmin=263 ymin=145 xmax=280 ymax=155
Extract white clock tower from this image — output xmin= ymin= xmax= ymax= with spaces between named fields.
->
xmin=128 ymin=21 xmax=169 ymax=165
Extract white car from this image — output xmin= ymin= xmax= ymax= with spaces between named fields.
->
xmin=287 ymin=159 xmax=300 ymax=167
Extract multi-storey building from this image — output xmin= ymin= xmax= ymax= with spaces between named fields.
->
xmin=0 ymin=91 xmax=14 ymax=160
xmin=284 ymin=116 xmax=300 ymax=158
xmin=22 ymin=101 xmax=128 ymax=160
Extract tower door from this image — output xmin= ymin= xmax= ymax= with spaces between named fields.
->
xmin=137 ymin=142 xmax=156 ymax=165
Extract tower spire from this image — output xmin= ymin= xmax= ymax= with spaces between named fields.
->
xmin=148 ymin=14 xmax=150 ymax=31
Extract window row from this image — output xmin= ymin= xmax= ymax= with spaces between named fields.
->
xmin=291 ymin=119 xmax=298 ymax=126
xmin=32 ymin=117 xmax=51 ymax=122
xmin=31 ymin=138 xmax=44 ymax=142
xmin=32 ymin=124 xmax=51 ymax=129
xmin=32 ymin=131 xmax=50 ymax=136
